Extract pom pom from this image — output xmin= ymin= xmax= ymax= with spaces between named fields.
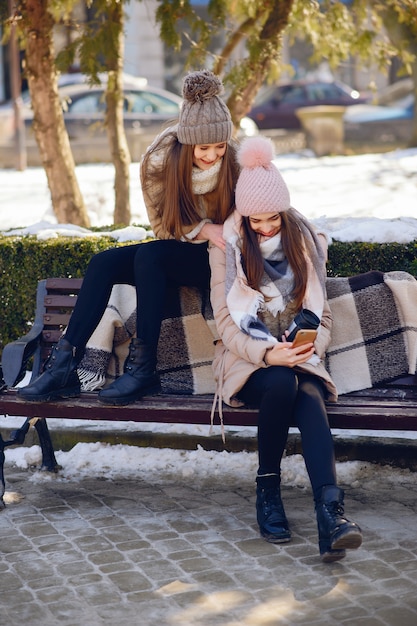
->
xmin=238 ymin=136 xmax=274 ymax=169
xmin=182 ymin=70 xmax=223 ymax=103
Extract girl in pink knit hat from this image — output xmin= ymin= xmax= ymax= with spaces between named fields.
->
xmin=209 ymin=135 xmax=362 ymax=563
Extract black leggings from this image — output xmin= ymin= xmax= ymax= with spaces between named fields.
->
xmin=65 ymin=239 xmax=210 ymax=350
xmin=238 ymin=367 xmax=337 ymax=501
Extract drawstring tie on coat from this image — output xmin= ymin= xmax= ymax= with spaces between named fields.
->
xmin=210 ymin=349 xmax=227 ymax=444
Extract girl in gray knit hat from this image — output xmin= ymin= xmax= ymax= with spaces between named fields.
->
xmin=18 ymin=70 xmax=240 ymax=406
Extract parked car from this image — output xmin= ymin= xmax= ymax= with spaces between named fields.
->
xmin=0 ymin=77 xmax=182 ymax=163
xmin=246 ymin=80 xmax=367 ymax=130
xmin=344 ymin=78 xmax=414 ymax=145
xmin=0 ymin=75 xmax=257 ymax=166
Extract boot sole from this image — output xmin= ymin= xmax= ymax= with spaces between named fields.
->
xmin=260 ymin=529 xmax=292 ymax=544
xmin=321 ymin=549 xmax=346 ymax=563
xmin=97 ymin=383 xmax=161 ymax=406
xmin=17 ymin=387 xmax=81 ymax=402
xmin=331 ymin=529 xmax=363 ymax=551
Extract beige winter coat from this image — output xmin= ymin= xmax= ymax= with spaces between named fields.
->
xmin=209 ymin=243 xmax=338 ymax=408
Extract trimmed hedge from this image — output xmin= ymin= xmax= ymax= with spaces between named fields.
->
xmin=1 ymin=236 xmax=416 ymax=353
xmin=327 ymin=241 xmax=417 ymax=277
xmin=0 ymin=236 xmax=141 ymax=352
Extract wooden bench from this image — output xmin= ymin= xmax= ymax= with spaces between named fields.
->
xmin=1 ymin=277 xmax=417 ymax=504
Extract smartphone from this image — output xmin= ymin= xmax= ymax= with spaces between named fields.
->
xmin=291 ymin=329 xmax=317 ymax=352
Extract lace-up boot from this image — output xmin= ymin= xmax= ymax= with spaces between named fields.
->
xmin=315 ymin=485 xmax=362 ymax=563
xmin=98 ymin=338 xmax=160 ymax=406
xmin=256 ymin=474 xmax=291 ymax=544
xmin=17 ymin=338 xmax=80 ymax=402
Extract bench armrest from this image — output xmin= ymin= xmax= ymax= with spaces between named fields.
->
xmin=1 ymin=280 xmax=47 ymax=387
xmin=1 ymin=332 xmax=43 ymax=387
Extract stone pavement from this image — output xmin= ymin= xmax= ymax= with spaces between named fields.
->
xmin=1 ymin=456 xmax=417 ymax=626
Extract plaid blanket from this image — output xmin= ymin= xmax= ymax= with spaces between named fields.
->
xmin=325 ymin=271 xmax=417 ymax=395
xmin=77 ymin=284 xmax=218 ymax=395
xmin=78 ymin=270 xmax=417 ymax=397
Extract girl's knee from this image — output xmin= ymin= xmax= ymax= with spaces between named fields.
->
xmin=134 ymin=240 xmax=171 ymax=267
xmin=86 ymin=248 xmax=119 ymax=275
xmin=298 ymin=377 xmax=325 ymax=403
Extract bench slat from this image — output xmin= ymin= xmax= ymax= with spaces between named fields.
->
xmin=45 ymin=277 xmax=83 ymax=291
xmin=1 ymin=388 xmax=417 ymax=430
xmin=43 ymin=313 xmax=73 ymax=326
xmin=44 ymin=295 xmax=79 ymax=308
xmin=42 ymin=330 xmax=67 ymax=344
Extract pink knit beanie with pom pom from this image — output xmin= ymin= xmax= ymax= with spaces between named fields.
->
xmin=235 ymin=136 xmax=291 ymax=216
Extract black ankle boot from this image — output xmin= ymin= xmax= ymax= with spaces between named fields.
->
xmin=17 ymin=338 xmax=80 ymax=402
xmin=98 ymin=338 xmax=160 ymax=406
xmin=315 ymin=485 xmax=362 ymax=563
xmin=256 ymin=474 xmax=291 ymax=544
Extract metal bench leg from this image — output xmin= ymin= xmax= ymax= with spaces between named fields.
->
xmin=33 ymin=419 xmax=60 ymax=472
xmin=0 ymin=418 xmax=60 ymax=507
xmin=9 ymin=417 xmax=59 ymax=472
xmin=0 ymin=419 xmax=32 ymax=508
xmin=8 ymin=418 xmax=31 ymax=444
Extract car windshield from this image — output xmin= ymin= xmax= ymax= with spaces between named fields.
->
xmin=278 ymin=85 xmax=305 ymax=102
xmin=63 ymin=89 xmax=180 ymax=116
xmin=305 ymin=82 xmax=343 ymax=100
xmin=66 ymin=93 xmax=106 ymax=114
xmin=125 ymin=91 xmax=179 ymax=114
xmin=253 ymin=86 xmax=282 ymax=105
xmin=254 ymin=85 xmax=307 ymax=105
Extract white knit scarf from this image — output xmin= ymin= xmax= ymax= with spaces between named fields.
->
xmin=192 ymin=159 xmax=222 ymax=195
xmin=223 ymin=211 xmax=326 ymax=344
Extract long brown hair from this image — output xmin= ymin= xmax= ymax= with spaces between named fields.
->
xmin=241 ymin=210 xmax=313 ymax=311
xmin=141 ymin=131 xmax=239 ymax=239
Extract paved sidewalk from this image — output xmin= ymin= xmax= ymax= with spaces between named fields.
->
xmin=1 ymin=459 xmax=417 ymax=626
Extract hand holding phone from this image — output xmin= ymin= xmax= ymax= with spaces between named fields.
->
xmin=291 ymin=329 xmax=317 ymax=353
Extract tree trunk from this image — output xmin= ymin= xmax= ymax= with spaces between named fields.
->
xmin=22 ymin=0 xmax=90 ymax=226
xmin=376 ymin=3 xmax=417 ymax=147
xmin=105 ymin=1 xmax=131 ymax=226
xmin=220 ymin=0 xmax=295 ymax=129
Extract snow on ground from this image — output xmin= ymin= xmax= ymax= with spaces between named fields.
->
xmin=1 ymin=147 xmax=417 ymax=485
xmin=3 ymin=437 xmax=416 ymax=491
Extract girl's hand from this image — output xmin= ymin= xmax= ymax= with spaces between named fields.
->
xmin=264 ymin=341 xmax=315 ymax=367
xmin=196 ymin=223 xmax=225 ymax=250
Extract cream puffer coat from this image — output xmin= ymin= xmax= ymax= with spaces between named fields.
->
xmin=209 ymin=243 xmax=338 ymax=408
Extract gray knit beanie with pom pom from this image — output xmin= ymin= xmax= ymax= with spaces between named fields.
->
xmin=177 ymin=70 xmax=233 ymax=145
